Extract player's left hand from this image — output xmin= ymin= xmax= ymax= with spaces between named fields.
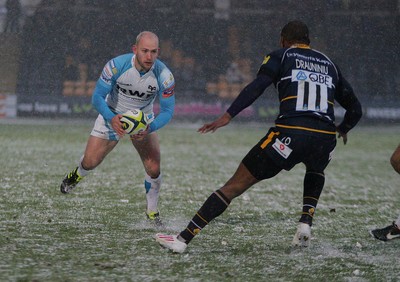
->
xmin=336 ymin=128 xmax=348 ymax=145
xmin=130 ymin=126 xmax=149 ymax=141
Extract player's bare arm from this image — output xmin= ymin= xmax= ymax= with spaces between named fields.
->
xmin=198 ymin=112 xmax=232 ymax=134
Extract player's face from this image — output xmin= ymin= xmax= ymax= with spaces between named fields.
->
xmin=133 ymin=36 xmax=159 ymax=72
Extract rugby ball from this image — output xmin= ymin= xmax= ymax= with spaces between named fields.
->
xmin=120 ymin=109 xmax=148 ymax=135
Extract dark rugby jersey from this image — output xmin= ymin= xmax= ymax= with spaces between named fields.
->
xmin=258 ymin=45 xmax=340 ymax=135
xmin=226 ymin=45 xmax=361 ymax=136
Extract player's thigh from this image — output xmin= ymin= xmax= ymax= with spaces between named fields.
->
xmin=83 ymin=135 xmax=118 ymax=169
xmin=241 ymin=128 xmax=286 ymax=180
xmin=131 ymin=132 xmax=160 ymax=166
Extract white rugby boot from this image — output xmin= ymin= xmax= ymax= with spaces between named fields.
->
xmin=155 ymin=234 xmax=187 ymax=253
xmin=292 ymin=222 xmax=311 ymax=247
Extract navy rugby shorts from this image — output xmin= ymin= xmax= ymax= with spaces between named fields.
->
xmin=242 ymin=127 xmax=336 ymax=180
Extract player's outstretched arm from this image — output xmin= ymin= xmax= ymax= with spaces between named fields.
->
xmin=198 ymin=112 xmax=232 ymax=134
xmin=199 ymin=75 xmax=272 ymax=134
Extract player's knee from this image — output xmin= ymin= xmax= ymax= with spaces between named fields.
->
xmin=144 ymin=163 xmax=160 ymax=179
xmin=81 ymin=158 xmax=101 ymax=170
xmin=219 ymin=183 xmax=247 ymax=200
xmin=147 ymin=171 xmax=161 ymax=179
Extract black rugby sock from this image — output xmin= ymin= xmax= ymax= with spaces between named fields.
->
xmin=300 ymin=171 xmax=325 ymax=226
xmin=179 ymin=190 xmax=231 ymax=244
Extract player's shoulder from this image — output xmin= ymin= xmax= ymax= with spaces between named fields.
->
xmin=112 ymin=53 xmax=134 ymax=67
xmin=106 ymin=53 xmax=134 ymax=77
xmin=152 ymin=59 xmax=175 ymax=86
xmin=310 ymin=48 xmax=335 ymax=63
xmin=309 ymin=48 xmax=340 ymax=75
xmin=100 ymin=53 xmax=133 ymax=83
xmin=152 ymin=59 xmax=172 ymax=74
xmin=260 ymin=48 xmax=285 ymax=67
xmin=264 ymin=48 xmax=286 ymax=59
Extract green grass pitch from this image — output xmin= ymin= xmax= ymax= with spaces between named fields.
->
xmin=0 ymin=119 xmax=399 ymax=281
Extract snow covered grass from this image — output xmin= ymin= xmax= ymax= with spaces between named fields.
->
xmin=0 ymin=119 xmax=399 ymax=281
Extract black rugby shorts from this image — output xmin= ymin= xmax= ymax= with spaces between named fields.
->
xmin=242 ymin=127 xmax=336 ymax=180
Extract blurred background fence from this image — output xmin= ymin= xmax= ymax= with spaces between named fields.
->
xmin=0 ymin=0 xmax=399 ymax=122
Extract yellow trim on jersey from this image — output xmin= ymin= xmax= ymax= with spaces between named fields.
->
xmin=281 ymin=96 xmax=297 ymax=102
xmin=276 ymin=124 xmax=336 ymax=135
xmin=261 ymin=130 xmax=280 ymax=149
xmin=262 ymin=55 xmax=271 ymax=65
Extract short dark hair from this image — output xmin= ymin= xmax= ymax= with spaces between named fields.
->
xmin=281 ymin=20 xmax=310 ymax=45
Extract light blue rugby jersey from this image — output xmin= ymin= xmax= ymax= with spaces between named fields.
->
xmin=92 ymin=53 xmax=175 ymax=133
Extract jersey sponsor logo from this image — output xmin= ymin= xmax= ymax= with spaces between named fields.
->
xmin=93 ymin=129 xmax=107 ymax=135
xmin=296 ymin=71 xmax=308 ymax=81
xmin=104 ymin=66 xmax=112 ymax=77
xmin=101 ymin=63 xmax=115 ymax=85
xmin=116 ymin=84 xmax=154 ymax=99
xmin=163 ymin=73 xmax=175 ymax=88
xmin=288 ymin=52 xmax=332 ymax=66
xmin=148 ymin=85 xmax=157 ymax=92
xmin=292 ymin=69 xmax=332 ymax=88
xmin=110 ymin=59 xmax=118 ymax=74
xmin=162 ymin=85 xmax=175 ymax=98
xmin=146 ymin=113 xmax=154 ymax=122
xmin=101 ymin=72 xmax=112 ymax=84
xmin=272 ymin=137 xmax=292 ymax=159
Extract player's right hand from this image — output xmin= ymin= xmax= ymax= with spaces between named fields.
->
xmin=111 ymin=114 xmax=125 ymax=137
xmin=198 ymin=112 xmax=232 ymax=134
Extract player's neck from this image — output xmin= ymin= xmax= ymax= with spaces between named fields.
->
xmin=291 ymin=43 xmax=310 ymax=49
xmin=134 ymin=58 xmax=150 ymax=75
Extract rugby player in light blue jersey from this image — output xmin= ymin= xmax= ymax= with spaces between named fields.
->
xmin=60 ymin=31 xmax=175 ymax=226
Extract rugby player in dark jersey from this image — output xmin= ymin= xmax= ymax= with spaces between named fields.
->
xmin=155 ymin=20 xmax=362 ymax=253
